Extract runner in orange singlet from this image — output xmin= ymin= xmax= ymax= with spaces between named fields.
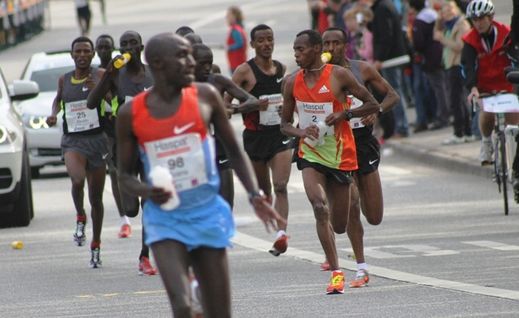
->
xmin=281 ymin=29 xmax=380 ymax=294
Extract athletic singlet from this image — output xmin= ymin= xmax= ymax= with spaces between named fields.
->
xmin=61 ymin=68 xmax=103 ymax=135
xmin=132 ymin=85 xmax=220 ymax=211
xmin=349 ymin=60 xmax=373 ymax=138
xmin=242 ymin=59 xmax=284 ymax=131
xmin=293 ymin=64 xmax=358 ymax=171
xmin=115 ymin=65 xmax=154 ymax=114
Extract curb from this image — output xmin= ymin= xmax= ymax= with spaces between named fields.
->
xmin=385 ymin=140 xmax=494 ymax=180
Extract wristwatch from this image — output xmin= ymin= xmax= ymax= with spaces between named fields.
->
xmin=248 ymin=189 xmax=265 ymax=204
xmin=344 ymin=110 xmax=354 ymax=121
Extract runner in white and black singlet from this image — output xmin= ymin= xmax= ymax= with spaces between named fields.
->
xmin=47 ymin=36 xmax=108 ymax=268
xmin=227 ymin=24 xmax=292 ymax=257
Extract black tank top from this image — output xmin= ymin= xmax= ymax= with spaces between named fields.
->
xmin=62 ymin=68 xmax=103 ymax=135
xmin=349 ymin=60 xmax=373 ymax=138
xmin=242 ymin=59 xmax=284 ymax=131
xmin=116 ymin=65 xmax=154 ymax=108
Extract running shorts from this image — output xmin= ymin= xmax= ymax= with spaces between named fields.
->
xmin=243 ymin=127 xmax=293 ymax=162
xmin=355 ymin=133 xmax=380 ymax=175
xmin=296 ymin=157 xmax=353 ymax=185
xmin=61 ymin=132 xmax=109 ymax=170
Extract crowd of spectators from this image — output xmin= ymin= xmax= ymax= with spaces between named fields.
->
xmin=0 ymin=0 xmax=46 ymax=51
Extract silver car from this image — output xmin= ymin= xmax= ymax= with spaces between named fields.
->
xmin=0 ymin=68 xmax=39 ymax=228
xmin=17 ymin=51 xmax=100 ymax=177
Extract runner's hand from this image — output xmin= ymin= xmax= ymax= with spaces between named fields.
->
xmin=85 ymin=74 xmax=96 ymax=91
xmin=302 ymin=125 xmax=319 ymax=139
xmin=325 ymin=111 xmax=345 ymax=125
xmin=46 ymin=115 xmax=57 ymax=127
xmin=251 ymin=196 xmax=286 ymax=233
xmin=361 ymin=113 xmax=377 ymax=126
xmin=258 ymin=98 xmax=269 ymax=111
xmin=147 ymin=186 xmax=172 ymax=205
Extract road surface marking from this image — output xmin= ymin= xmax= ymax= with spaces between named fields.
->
xmin=463 ymin=241 xmax=519 ymax=251
xmin=233 ymin=231 xmax=519 ymax=301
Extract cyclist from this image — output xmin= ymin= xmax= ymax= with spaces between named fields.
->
xmin=462 ymin=0 xmax=519 ymax=174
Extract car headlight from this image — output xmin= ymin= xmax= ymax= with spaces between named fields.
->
xmin=23 ymin=115 xmax=50 ymax=129
xmin=0 ymin=125 xmax=17 ymax=145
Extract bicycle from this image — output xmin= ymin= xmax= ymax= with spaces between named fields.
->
xmin=474 ymin=91 xmax=519 ymax=215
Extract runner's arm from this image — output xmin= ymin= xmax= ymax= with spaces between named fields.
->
xmin=202 ymin=84 xmax=285 ymax=231
xmin=87 ymin=62 xmax=117 ymax=110
xmin=217 ymin=74 xmax=260 ymax=114
xmin=116 ymin=102 xmax=171 ymax=204
xmin=46 ymin=75 xmax=64 ymax=127
xmin=280 ymin=75 xmax=318 ymax=139
xmin=365 ymin=65 xmax=398 ymax=114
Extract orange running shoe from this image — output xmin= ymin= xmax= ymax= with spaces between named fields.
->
xmin=138 ymin=256 xmax=157 ymax=276
xmin=320 ymin=260 xmax=330 ymax=271
xmin=268 ymin=234 xmax=288 ymax=256
xmin=326 ymin=270 xmax=345 ymax=294
xmin=118 ymin=223 xmax=132 ymax=238
xmin=349 ymin=269 xmax=369 ymax=288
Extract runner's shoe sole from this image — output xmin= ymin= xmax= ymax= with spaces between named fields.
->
xmin=268 ymin=235 xmax=288 ymax=257
xmin=349 ymin=272 xmax=369 ymax=288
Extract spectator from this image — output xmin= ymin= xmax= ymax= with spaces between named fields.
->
xmin=75 ymin=0 xmax=91 ymax=37
xmin=343 ymin=5 xmax=374 ymax=62
xmin=359 ymin=0 xmax=409 ymax=138
xmin=409 ymin=0 xmax=450 ymax=130
xmin=225 ymin=6 xmax=247 ymax=73
xmin=434 ymin=0 xmax=473 ymax=145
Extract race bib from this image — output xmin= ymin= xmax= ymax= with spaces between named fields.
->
xmin=64 ymin=100 xmax=100 ymax=133
xmin=259 ymin=94 xmax=283 ymax=126
xmin=481 ymin=94 xmax=519 ymax=113
xmin=296 ymin=100 xmax=334 ymax=136
xmin=348 ymin=95 xmax=364 ymax=129
xmin=144 ymin=133 xmax=208 ymax=193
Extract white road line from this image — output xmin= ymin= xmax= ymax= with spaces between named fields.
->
xmin=463 ymin=241 xmax=519 ymax=251
xmin=232 ymin=231 xmax=519 ymax=301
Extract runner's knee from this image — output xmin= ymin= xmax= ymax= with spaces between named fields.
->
xmin=310 ymin=200 xmax=329 ymax=224
xmin=272 ymin=180 xmax=288 ymax=196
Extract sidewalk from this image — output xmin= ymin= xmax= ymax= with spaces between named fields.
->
xmin=384 ymin=113 xmax=493 ymax=179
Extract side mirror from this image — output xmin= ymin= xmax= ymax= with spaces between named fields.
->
xmin=9 ymin=80 xmax=40 ymax=101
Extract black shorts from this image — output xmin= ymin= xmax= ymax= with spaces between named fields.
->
xmin=61 ymin=132 xmax=109 ymax=171
xmin=296 ymin=158 xmax=353 ymax=185
xmin=214 ymin=137 xmax=231 ymax=170
xmin=76 ymin=5 xmax=91 ymax=20
xmin=355 ymin=133 xmax=380 ymax=175
xmin=243 ymin=127 xmax=292 ymax=162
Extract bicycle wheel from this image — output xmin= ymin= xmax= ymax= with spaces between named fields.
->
xmin=499 ymin=132 xmax=509 ymax=215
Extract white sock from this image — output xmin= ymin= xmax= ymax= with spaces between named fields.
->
xmin=120 ymin=216 xmax=130 ymax=226
xmin=276 ymin=230 xmax=286 ymax=239
xmin=357 ymin=262 xmax=368 ymax=271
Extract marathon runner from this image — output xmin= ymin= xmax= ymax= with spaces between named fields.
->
xmin=46 ymin=36 xmax=108 ymax=268
xmin=322 ymin=27 xmax=399 ymax=287
xmin=88 ymin=30 xmax=157 ymax=275
xmin=281 ymin=29 xmax=380 ymax=294
xmin=116 ymin=32 xmax=284 ymax=317
xmin=228 ymin=24 xmax=292 ymax=256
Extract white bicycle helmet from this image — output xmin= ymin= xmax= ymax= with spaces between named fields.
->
xmin=466 ymin=0 xmax=495 ymax=19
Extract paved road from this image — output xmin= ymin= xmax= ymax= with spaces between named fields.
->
xmin=1 ymin=0 xmax=518 ymax=317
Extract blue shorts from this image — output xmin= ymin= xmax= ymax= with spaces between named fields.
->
xmin=143 ymin=195 xmax=235 ymax=251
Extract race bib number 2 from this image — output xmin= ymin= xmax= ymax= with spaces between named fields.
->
xmin=144 ymin=133 xmax=208 ymax=193
xmin=296 ymin=100 xmax=334 ymax=136
xmin=64 ymin=100 xmax=100 ymax=133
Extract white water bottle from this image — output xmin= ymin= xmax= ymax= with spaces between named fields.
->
xmin=304 ymin=121 xmax=327 ymax=147
xmin=149 ymin=166 xmax=180 ymax=210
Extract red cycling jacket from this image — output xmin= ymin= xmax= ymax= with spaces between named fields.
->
xmin=463 ymin=21 xmax=513 ymax=94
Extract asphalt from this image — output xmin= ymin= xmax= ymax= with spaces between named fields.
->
xmin=384 ymin=107 xmax=494 ymax=180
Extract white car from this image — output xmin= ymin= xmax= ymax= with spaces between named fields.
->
xmin=17 ymin=51 xmax=100 ymax=177
xmin=0 ymin=68 xmax=39 ymax=228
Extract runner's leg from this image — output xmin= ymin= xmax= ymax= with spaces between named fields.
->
xmin=191 ymin=247 xmax=231 ymax=318
xmin=151 ymin=240 xmax=192 ymax=317
xmin=64 ymin=151 xmax=87 ymax=217
xmin=251 ymin=160 xmax=273 ymax=203
xmin=302 ymin=168 xmax=339 ymax=270
xmin=218 ymin=168 xmax=235 ymax=209
xmin=268 ymin=149 xmax=292 ymax=231
xmin=86 ymin=166 xmax=106 ymax=244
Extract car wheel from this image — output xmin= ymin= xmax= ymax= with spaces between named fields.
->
xmin=12 ymin=149 xmax=34 ymax=227
xmin=31 ymin=167 xmax=41 ymax=179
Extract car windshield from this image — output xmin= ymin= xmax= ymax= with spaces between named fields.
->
xmin=30 ymin=66 xmax=75 ymax=92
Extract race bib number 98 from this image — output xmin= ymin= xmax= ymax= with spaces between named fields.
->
xmin=144 ymin=133 xmax=208 ymax=192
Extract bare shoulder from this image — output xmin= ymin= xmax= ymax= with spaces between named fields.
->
xmin=195 ymin=82 xmax=220 ymax=101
